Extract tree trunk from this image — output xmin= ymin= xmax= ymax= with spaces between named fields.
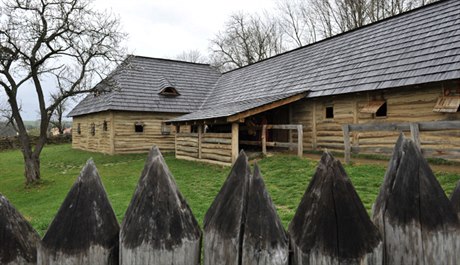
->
xmin=23 ymin=152 xmax=40 ymax=184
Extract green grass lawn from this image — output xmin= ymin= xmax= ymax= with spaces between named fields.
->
xmin=1 ymin=144 xmax=459 ymax=236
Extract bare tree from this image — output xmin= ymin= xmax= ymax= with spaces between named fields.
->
xmin=0 ymin=0 xmax=126 ymax=184
xmin=176 ymin=49 xmax=208 ymax=64
xmin=210 ymin=12 xmax=285 ymax=71
xmin=276 ymin=0 xmax=317 ymax=48
xmin=49 ymin=96 xmax=67 ymax=135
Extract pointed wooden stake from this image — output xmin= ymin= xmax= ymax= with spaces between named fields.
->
xmin=373 ymin=134 xmax=460 ymax=264
xmin=242 ymin=164 xmax=288 ymax=265
xmin=38 ymin=159 xmax=119 ymax=265
xmin=289 ymin=152 xmax=382 ymax=265
xmin=203 ymin=150 xmax=251 ymax=265
xmin=120 ymin=146 xmax=201 ymax=265
xmin=0 ymin=193 xmax=40 ymax=265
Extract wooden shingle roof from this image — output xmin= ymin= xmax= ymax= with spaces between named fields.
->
xmin=69 ymin=0 xmax=460 ymax=121
xmin=68 ymin=56 xmax=221 ymax=117
xmin=172 ymin=0 xmax=460 ymax=122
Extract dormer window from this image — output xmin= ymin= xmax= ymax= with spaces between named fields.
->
xmin=159 ymin=77 xmax=180 ymax=96
xmin=159 ymin=87 xmax=180 ymax=96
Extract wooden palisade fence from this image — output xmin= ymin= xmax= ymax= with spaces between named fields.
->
xmin=1 ymin=139 xmax=460 ymax=264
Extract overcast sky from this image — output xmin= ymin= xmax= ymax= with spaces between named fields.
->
xmin=8 ymin=0 xmax=276 ymax=120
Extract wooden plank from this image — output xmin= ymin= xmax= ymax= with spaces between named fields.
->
xmin=410 ymin=123 xmax=421 ymax=150
xmin=201 ymin=153 xmax=232 ymax=163
xmin=231 ymin=122 xmax=239 ymax=164
xmin=348 ymin=122 xmax=410 ymax=132
xmin=418 ymin=120 xmax=460 ymax=131
xmin=297 ymin=125 xmax=303 ymax=157
xmin=289 ymin=104 xmax=293 ymax=151
xmin=312 ymin=101 xmax=317 ymax=149
xmin=202 ymin=133 xmax=232 ymax=138
xmin=342 ymin=125 xmax=351 ymax=164
xmin=262 ymin=125 xmax=267 ymax=155
xmin=198 ymin=125 xmax=202 ymax=159
xmin=265 ymin=142 xmax=298 ymax=148
xmin=201 ymin=143 xmax=232 ymax=150
xmin=266 ymin=124 xmax=300 ymax=130
xmin=120 ymin=147 xmax=201 ymax=265
xmin=176 ymin=133 xmax=199 ymax=137
xmin=175 ymin=155 xmax=231 ymax=167
xmin=227 ymin=93 xmax=307 ymax=122
xmin=201 ymin=138 xmax=232 ymax=144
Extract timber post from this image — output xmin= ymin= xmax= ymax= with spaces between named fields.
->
xmin=198 ymin=125 xmax=203 ymax=159
xmin=0 ymin=193 xmax=41 ymax=265
xmin=297 ymin=124 xmax=303 ymax=157
xmin=262 ymin=124 xmax=267 ymax=155
xmin=231 ymin=122 xmax=239 ymax=164
xmin=373 ymin=134 xmax=460 ymax=264
xmin=289 ymin=152 xmax=382 ymax=265
xmin=38 ymin=159 xmax=119 ymax=265
xmin=120 ymin=146 xmax=201 ymax=265
xmin=342 ymin=124 xmax=351 ymax=164
xmin=409 ymin=122 xmax=421 ymax=150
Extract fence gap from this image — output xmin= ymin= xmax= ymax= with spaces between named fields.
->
xmin=289 ymin=152 xmax=382 ymax=264
xmin=0 ymin=193 xmax=41 ymax=265
xmin=120 ymin=146 xmax=201 ymax=265
xmin=38 ymin=159 xmax=119 ymax=265
xmin=373 ymin=134 xmax=460 ymax=264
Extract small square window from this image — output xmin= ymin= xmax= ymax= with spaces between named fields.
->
xmin=134 ymin=122 xmax=144 ymax=133
xmin=325 ymin=106 xmax=334 ymax=119
xmin=77 ymin=123 xmax=81 ymax=135
xmin=103 ymin=120 xmax=108 ymax=131
xmin=90 ymin=123 xmax=95 ymax=136
xmin=161 ymin=122 xmax=171 ymax=135
xmin=375 ymin=102 xmax=387 ymax=117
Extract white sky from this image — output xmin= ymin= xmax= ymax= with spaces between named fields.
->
xmin=10 ymin=0 xmax=277 ymax=120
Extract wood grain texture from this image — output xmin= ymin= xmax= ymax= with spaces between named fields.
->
xmin=289 ymin=152 xmax=382 ymax=265
xmin=120 ymin=146 xmax=201 ymax=265
xmin=373 ymin=134 xmax=460 ymax=264
xmin=38 ymin=160 xmax=119 ymax=265
xmin=0 ymin=194 xmax=40 ymax=265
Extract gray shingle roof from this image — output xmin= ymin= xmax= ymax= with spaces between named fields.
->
xmin=173 ymin=0 xmax=459 ymax=122
xmin=70 ymin=0 xmax=460 ymax=122
xmin=68 ymin=56 xmax=221 ymax=117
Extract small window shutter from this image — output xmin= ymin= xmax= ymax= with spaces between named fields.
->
xmin=433 ymin=97 xmax=460 ymax=113
xmin=360 ymin=101 xmax=386 ymax=114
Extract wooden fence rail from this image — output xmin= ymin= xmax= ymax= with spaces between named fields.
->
xmin=343 ymin=120 xmax=460 ymax=164
xmin=1 ymin=139 xmax=460 ymax=264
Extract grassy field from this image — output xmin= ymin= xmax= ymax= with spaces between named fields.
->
xmin=1 ymin=144 xmax=459 ymax=236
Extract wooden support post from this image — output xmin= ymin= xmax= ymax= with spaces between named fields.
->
xmin=297 ymin=124 xmax=303 ymax=157
xmin=373 ymin=134 xmax=460 ymax=264
xmin=312 ymin=101 xmax=317 ymax=150
xmin=0 ymin=194 xmax=40 ymax=265
xmin=289 ymin=152 xmax=382 ymax=264
xmin=262 ymin=124 xmax=267 ymax=155
xmin=39 ymin=159 xmax=119 ymax=265
xmin=198 ymin=125 xmax=203 ymax=159
xmin=288 ymin=105 xmax=294 ymax=151
xmin=343 ymin=124 xmax=351 ymax=164
xmin=231 ymin=122 xmax=239 ymax=164
xmin=352 ymin=101 xmax=359 ymax=150
xmin=410 ymin=123 xmax=421 ymax=150
xmin=120 ymin=147 xmax=201 ymax=265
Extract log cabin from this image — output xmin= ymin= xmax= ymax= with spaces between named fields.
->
xmin=69 ymin=0 xmax=460 ymax=165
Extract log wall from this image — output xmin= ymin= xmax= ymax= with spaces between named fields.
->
xmin=291 ymin=83 xmax=460 ymax=160
xmin=176 ymin=132 xmax=232 ymax=166
xmin=72 ymin=111 xmax=179 ymax=154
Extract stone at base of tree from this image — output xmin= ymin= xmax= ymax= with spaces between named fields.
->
xmin=0 ymin=193 xmax=41 ymax=265
xmin=373 ymin=134 xmax=460 ymax=264
xmin=120 ymin=146 xmax=201 ymax=265
xmin=289 ymin=152 xmax=382 ymax=265
xmin=38 ymin=159 xmax=119 ymax=265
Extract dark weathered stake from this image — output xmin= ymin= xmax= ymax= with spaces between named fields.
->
xmin=289 ymin=152 xmax=382 ymax=265
xmin=38 ymin=159 xmax=120 ymax=265
xmin=0 ymin=193 xmax=41 ymax=265
xmin=373 ymin=134 xmax=460 ymax=265
xmin=203 ymin=150 xmax=251 ymax=265
xmin=450 ymin=180 xmax=460 ymax=218
xmin=120 ymin=146 xmax=201 ymax=265
xmin=242 ymin=164 xmax=288 ymax=265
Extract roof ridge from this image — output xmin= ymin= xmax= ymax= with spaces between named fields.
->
xmin=130 ymin=54 xmax=215 ymax=67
